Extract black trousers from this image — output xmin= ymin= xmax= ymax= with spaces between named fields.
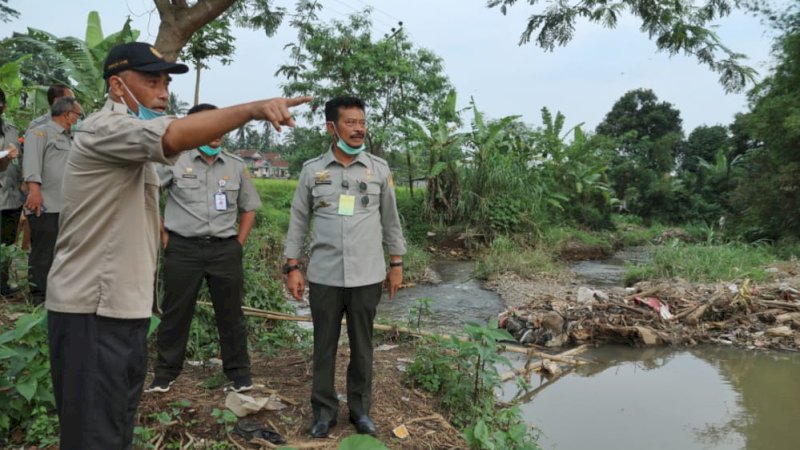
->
xmin=48 ymin=311 xmax=149 ymax=450
xmin=1 ymin=208 xmax=21 ymax=289
xmin=154 ymin=233 xmax=249 ymax=380
xmin=27 ymin=212 xmax=58 ymax=304
xmin=308 ymin=282 xmax=383 ymax=421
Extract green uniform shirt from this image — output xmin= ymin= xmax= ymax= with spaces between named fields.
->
xmin=284 ymin=147 xmax=406 ymax=287
xmin=46 ymin=99 xmax=177 ymax=319
xmin=158 ymin=150 xmax=262 ymax=238
xmin=23 ymin=121 xmax=72 ymax=213
xmin=0 ymin=120 xmax=23 ymax=210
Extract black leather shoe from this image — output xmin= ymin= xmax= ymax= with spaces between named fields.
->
xmin=309 ymin=419 xmax=336 ymax=438
xmin=349 ymin=415 xmax=376 ymax=436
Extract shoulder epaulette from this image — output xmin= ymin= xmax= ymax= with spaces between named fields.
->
xmin=365 ymin=152 xmax=389 ymax=167
xmin=223 ymin=151 xmax=244 ymax=162
xmin=302 ymin=153 xmax=325 ymax=167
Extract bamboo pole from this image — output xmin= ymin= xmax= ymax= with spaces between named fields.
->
xmin=201 ymin=302 xmax=577 ymax=356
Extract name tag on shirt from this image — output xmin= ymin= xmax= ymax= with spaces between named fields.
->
xmin=338 ymin=194 xmax=355 ymax=216
xmin=215 ymin=192 xmax=227 ymax=211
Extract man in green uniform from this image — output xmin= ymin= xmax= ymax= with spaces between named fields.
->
xmin=0 ymin=88 xmax=23 ymax=297
xmin=148 ymin=103 xmax=261 ymax=394
xmin=284 ymin=96 xmax=406 ymax=438
xmin=45 ymin=41 xmax=310 ymax=450
xmin=23 ymin=96 xmax=83 ymax=305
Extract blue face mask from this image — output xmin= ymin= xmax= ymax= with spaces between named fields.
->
xmin=119 ymin=79 xmax=165 ymax=121
xmin=331 ymin=123 xmax=366 ymax=155
xmin=199 ymin=145 xmax=221 ymax=156
xmin=70 ymin=119 xmax=82 ymax=133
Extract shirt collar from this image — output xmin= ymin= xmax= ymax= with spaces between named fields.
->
xmin=193 ymin=149 xmax=226 ymax=165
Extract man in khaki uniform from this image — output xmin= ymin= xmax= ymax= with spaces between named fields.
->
xmin=26 ymin=84 xmax=75 ymax=133
xmin=23 ymin=96 xmax=82 ymax=305
xmin=0 ymin=88 xmax=23 ymax=297
xmin=45 ymin=41 xmax=310 ymax=450
xmin=285 ymin=96 xmax=406 ymax=438
xmin=149 ymin=103 xmax=261 ymax=394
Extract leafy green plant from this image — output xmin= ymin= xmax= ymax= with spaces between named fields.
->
xmin=24 ymin=405 xmax=59 ymax=448
xmin=0 ymin=308 xmax=55 ymax=441
xmin=407 ymin=297 xmax=433 ymax=331
xmin=407 ymin=321 xmax=539 ymax=449
xmin=211 ymin=408 xmax=238 ymax=433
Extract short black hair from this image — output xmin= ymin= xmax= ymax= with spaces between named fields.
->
xmin=47 ymin=85 xmax=72 ymax=106
xmin=187 ymin=103 xmax=218 ymax=115
xmin=325 ymin=96 xmax=365 ymax=123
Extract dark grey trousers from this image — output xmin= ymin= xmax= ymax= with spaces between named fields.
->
xmin=27 ymin=212 xmax=58 ymax=304
xmin=154 ymin=233 xmax=249 ymax=380
xmin=0 ymin=208 xmax=21 ymax=290
xmin=48 ymin=311 xmax=149 ymax=450
xmin=309 ymin=281 xmax=383 ymax=421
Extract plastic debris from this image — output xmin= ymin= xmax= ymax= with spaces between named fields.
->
xmin=393 ymin=424 xmax=409 ymax=439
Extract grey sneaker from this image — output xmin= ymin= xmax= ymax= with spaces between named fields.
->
xmin=228 ymin=375 xmax=253 ymax=393
xmin=145 ymin=377 xmax=175 ymax=393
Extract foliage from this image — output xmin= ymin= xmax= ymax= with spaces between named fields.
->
xmin=623 ymin=241 xmax=776 ymax=285
xmin=211 ymin=407 xmax=238 ymax=433
xmin=0 ymin=0 xmax=19 ymax=23
xmin=3 ymin=11 xmax=139 ymax=118
xmin=727 ymin=21 xmax=800 ymax=239
xmin=486 ymin=0 xmax=757 ymax=92
xmin=596 ymin=88 xmax=685 ymax=223
xmin=180 ymin=18 xmax=236 ymax=105
xmin=277 ymin=6 xmax=452 ymax=157
xmin=407 ymin=297 xmax=433 ymax=331
xmin=475 ymin=235 xmax=561 ymax=280
xmin=0 ymin=308 xmax=55 ymax=443
xmin=407 ymin=321 xmax=539 ymax=449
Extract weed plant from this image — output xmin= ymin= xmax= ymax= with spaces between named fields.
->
xmin=407 ymin=321 xmax=539 ymax=449
xmin=624 ymin=242 xmax=776 ymax=285
xmin=475 ymin=236 xmax=562 ymax=280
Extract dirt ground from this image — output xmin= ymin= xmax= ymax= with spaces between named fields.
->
xmin=137 ymin=338 xmax=467 ymax=450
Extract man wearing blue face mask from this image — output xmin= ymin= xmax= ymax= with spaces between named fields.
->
xmin=148 ymin=103 xmax=261 ymax=395
xmin=45 ymin=42 xmax=310 ymax=450
xmin=284 ymin=96 xmax=406 ymax=438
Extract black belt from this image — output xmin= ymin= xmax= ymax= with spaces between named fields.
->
xmin=169 ymin=231 xmax=235 ymax=242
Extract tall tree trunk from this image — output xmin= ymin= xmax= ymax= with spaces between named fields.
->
xmin=406 ymin=148 xmax=414 ymax=198
xmin=194 ymin=64 xmax=201 ymax=106
xmin=153 ymin=0 xmax=236 ymax=62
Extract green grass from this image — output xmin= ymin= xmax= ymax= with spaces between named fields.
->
xmin=541 ymin=225 xmax=614 ymax=252
xmin=475 ymin=235 xmax=564 ymax=279
xmin=252 ymin=178 xmax=296 ymax=235
xmin=624 ymin=242 xmax=777 ymax=285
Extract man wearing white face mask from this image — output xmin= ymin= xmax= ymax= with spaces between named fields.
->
xmin=45 ymin=42 xmax=311 ymax=450
xmin=284 ymin=96 xmax=406 ymax=438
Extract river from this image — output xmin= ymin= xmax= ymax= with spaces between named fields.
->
xmin=375 ymin=251 xmax=800 ymax=450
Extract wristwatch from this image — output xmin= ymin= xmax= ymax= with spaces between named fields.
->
xmin=389 ymin=260 xmax=403 ymax=268
xmin=282 ymin=263 xmax=300 ymax=274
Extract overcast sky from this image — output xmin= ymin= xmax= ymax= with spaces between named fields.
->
xmin=5 ymin=0 xmax=780 ymax=135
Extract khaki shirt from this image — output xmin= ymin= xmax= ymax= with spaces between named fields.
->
xmin=27 ymin=112 xmax=51 ymax=134
xmin=46 ymin=99 xmax=177 ymax=319
xmin=23 ymin=121 xmax=72 ymax=213
xmin=159 ymin=150 xmax=261 ymax=238
xmin=0 ymin=120 xmax=23 ymax=210
xmin=284 ymin=147 xmax=406 ymax=287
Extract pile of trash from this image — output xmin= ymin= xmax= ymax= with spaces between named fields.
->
xmin=498 ymin=278 xmax=800 ymax=351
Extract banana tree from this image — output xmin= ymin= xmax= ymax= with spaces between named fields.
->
xmin=7 ymin=11 xmax=138 ymax=115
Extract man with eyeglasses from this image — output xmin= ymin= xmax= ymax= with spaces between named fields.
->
xmin=284 ymin=95 xmax=406 ymax=438
xmin=22 ymin=96 xmax=82 ymax=305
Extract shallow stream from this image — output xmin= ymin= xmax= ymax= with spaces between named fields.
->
xmin=375 ymin=250 xmax=800 ymax=450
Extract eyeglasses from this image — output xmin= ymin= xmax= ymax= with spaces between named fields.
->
xmin=341 ymin=179 xmax=370 ymax=206
xmin=68 ymin=111 xmax=84 ymax=120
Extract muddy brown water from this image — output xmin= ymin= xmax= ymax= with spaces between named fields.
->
xmin=375 ymin=252 xmax=800 ymax=450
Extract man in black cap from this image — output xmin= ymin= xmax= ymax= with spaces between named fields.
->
xmin=45 ymin=41 xmax=310 ymax=450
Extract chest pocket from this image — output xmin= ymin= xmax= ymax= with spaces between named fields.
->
xmin=311 ymin=184 xmax=336 ymax=211
xmin=175 ymin=177 xmax=204 ymax=203
xmin=53 ymin=138 xmax=71 ymax=152
xmin=363 ymin=182 xmax=381 ymax=211
xmin=223 ymin=183 xmax=240 ymax=210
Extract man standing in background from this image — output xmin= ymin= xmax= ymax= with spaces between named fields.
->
xmin=149 ymin=103 xmax=261 ymax=394
xmin=0 ymin=88 xmax=23 ymax=297
xmin=23 ymin=96 xmax=82 ymax=305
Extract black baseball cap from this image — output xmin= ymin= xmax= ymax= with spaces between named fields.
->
xmin=103 ymin=42 xmax=189 ymax=79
